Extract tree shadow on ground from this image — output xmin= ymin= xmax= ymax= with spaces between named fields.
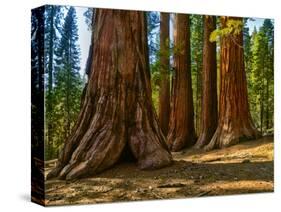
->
xmin=94 ymin=160 xmax=273 ymax=183
xmin=45 ymin=159 xmax=274 ymax=206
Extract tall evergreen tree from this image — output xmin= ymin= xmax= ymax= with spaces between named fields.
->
xmin=250 ymin=19 xmax=274 ymax=134
xmin=45 ymin=5 xmax=63 ymax=93
xmin=44 ymin=5 xmax=63 ymax=159
xmin=251 ymin=27 xmax=265 ymax=133
xmin=158 ymin=12 xmax=170 ymax=136
xmin=83 ymin=8 xmax=94 ymax=30
xmin=195 ymin=16 xmax=217 ymax=149
xmin=262 ymin=20 xmax=274 ymax=132
xmin=247 ymin=26 xmax=257 ymax=120
xmin=243 ymin=20 xmax=253 ymax=112
xmin=52 ymin=7 xmax=83 ymax=157
xmin=243 ymin=19 xmax=252 ymax=75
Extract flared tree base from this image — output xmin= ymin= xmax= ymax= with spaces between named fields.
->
xmin=204 ymin=125 xmax=261 ymax=151
xmin=47 ymin=10 xmax=172 ymax=180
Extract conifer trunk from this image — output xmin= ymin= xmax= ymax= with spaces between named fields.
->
xmin=260 ymin=57 xmax=265 ymax=134
xmin=195 ymin=61 xmax=202 ymax=134
xmin=195 ymin=16 xmax=218 ymax=148
xmin=158 ymin=13 xmax=170 ymax=136
xmin=265 ymin=53 xmax=269 ymax=131
xmin=205 ymin=17 xmax=260 ymax=150
xmin=47 ymin=9 xmax=172 ymax=180
xmin=167 ymin=14 xmax=196 ymax=151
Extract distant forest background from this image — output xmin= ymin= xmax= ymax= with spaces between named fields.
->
xmin=32 ymin=6 xmax=274 ymax=160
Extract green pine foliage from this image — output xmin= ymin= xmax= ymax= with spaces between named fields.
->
xmin=45 ymin=7 xmax=83 ymax=160
xmin=147 ymin=12 xmax=161 ymax=112
xmin=243 ymin=19 xmax=252 ymax=74
xmin=151 ymin=59 xmax=161 ymax=112
xmin=247 ymin=19 xmax=274 ymax=135
xmin=190 ymin=15 xmax=203 ymax=134
xmin=44 ymin=5 xmax=63 ymax=160
xmin=210 ymin=18 xmax=243 ymax=42
xmin=83 ymin=8 xmax=94 ymax=30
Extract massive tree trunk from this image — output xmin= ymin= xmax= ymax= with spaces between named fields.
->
xmin=205 ymin=17 xmax=260 ymax=150
xmin=167 ymin=14 xmax=196 ymax=151
xmin=195 ymin=16 xmax=218 ymax=149
xmin=158 ymin=12 xmax=170 ymax=136
xmin=47 ymin=9 xmax=172 ymax=180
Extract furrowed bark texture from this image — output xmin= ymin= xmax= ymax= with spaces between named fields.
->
xmin=205 ymin=17 xmax=260 ymax=150
xmin=195 ymin=16 xmax=218 ymax=149
xmin=47 ymin=9 xmax=172 ymax=180
xmin=167 ymin=14 xmax=196 ymax=152
xmin=158 ymin=13 xmax=170 ymax=136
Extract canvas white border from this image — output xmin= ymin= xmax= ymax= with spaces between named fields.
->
xmin=0 ymin=0 xmax=279 ymax=211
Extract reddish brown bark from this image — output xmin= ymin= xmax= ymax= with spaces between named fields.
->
xmin=47 ymin=9 xmax=172 ymax=180
xmin=167 ymin=14 xmax=196 ymax=151
xmin=205 ymin=17 xmax=260 ymax=150
xmin=195 ymin=16 xmax=218 ymax=149
xmin=158 ymin=13 xmax=170 ymax=136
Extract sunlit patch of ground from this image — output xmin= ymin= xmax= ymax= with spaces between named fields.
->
xmin=45 ymin=136 xmax=273 ymax=206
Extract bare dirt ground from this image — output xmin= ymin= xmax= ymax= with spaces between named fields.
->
xmin=45 ymin=136 xmax=274 ymax=206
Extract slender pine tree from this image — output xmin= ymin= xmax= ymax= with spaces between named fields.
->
xmin=44 ymin=5 xmax=63 ymax=159
xmin=52 ymin=7 xmax=83 ymax=157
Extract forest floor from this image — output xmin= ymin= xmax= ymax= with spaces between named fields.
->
xmin=45 ymin=136 xmax=274 ymax=206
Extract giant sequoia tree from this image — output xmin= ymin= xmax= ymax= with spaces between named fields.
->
xmin=195 ymin=16 xmax=218 ymax=149
xmin=205 ymin=17 xmax=260 ymax=150
xmin=167 ymin=14 xmax=196 ymax=151
xmin=47 ymin=9 xmax=172 ymax=180
xmin=158 ymin=12 xmax=170 ymax=136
